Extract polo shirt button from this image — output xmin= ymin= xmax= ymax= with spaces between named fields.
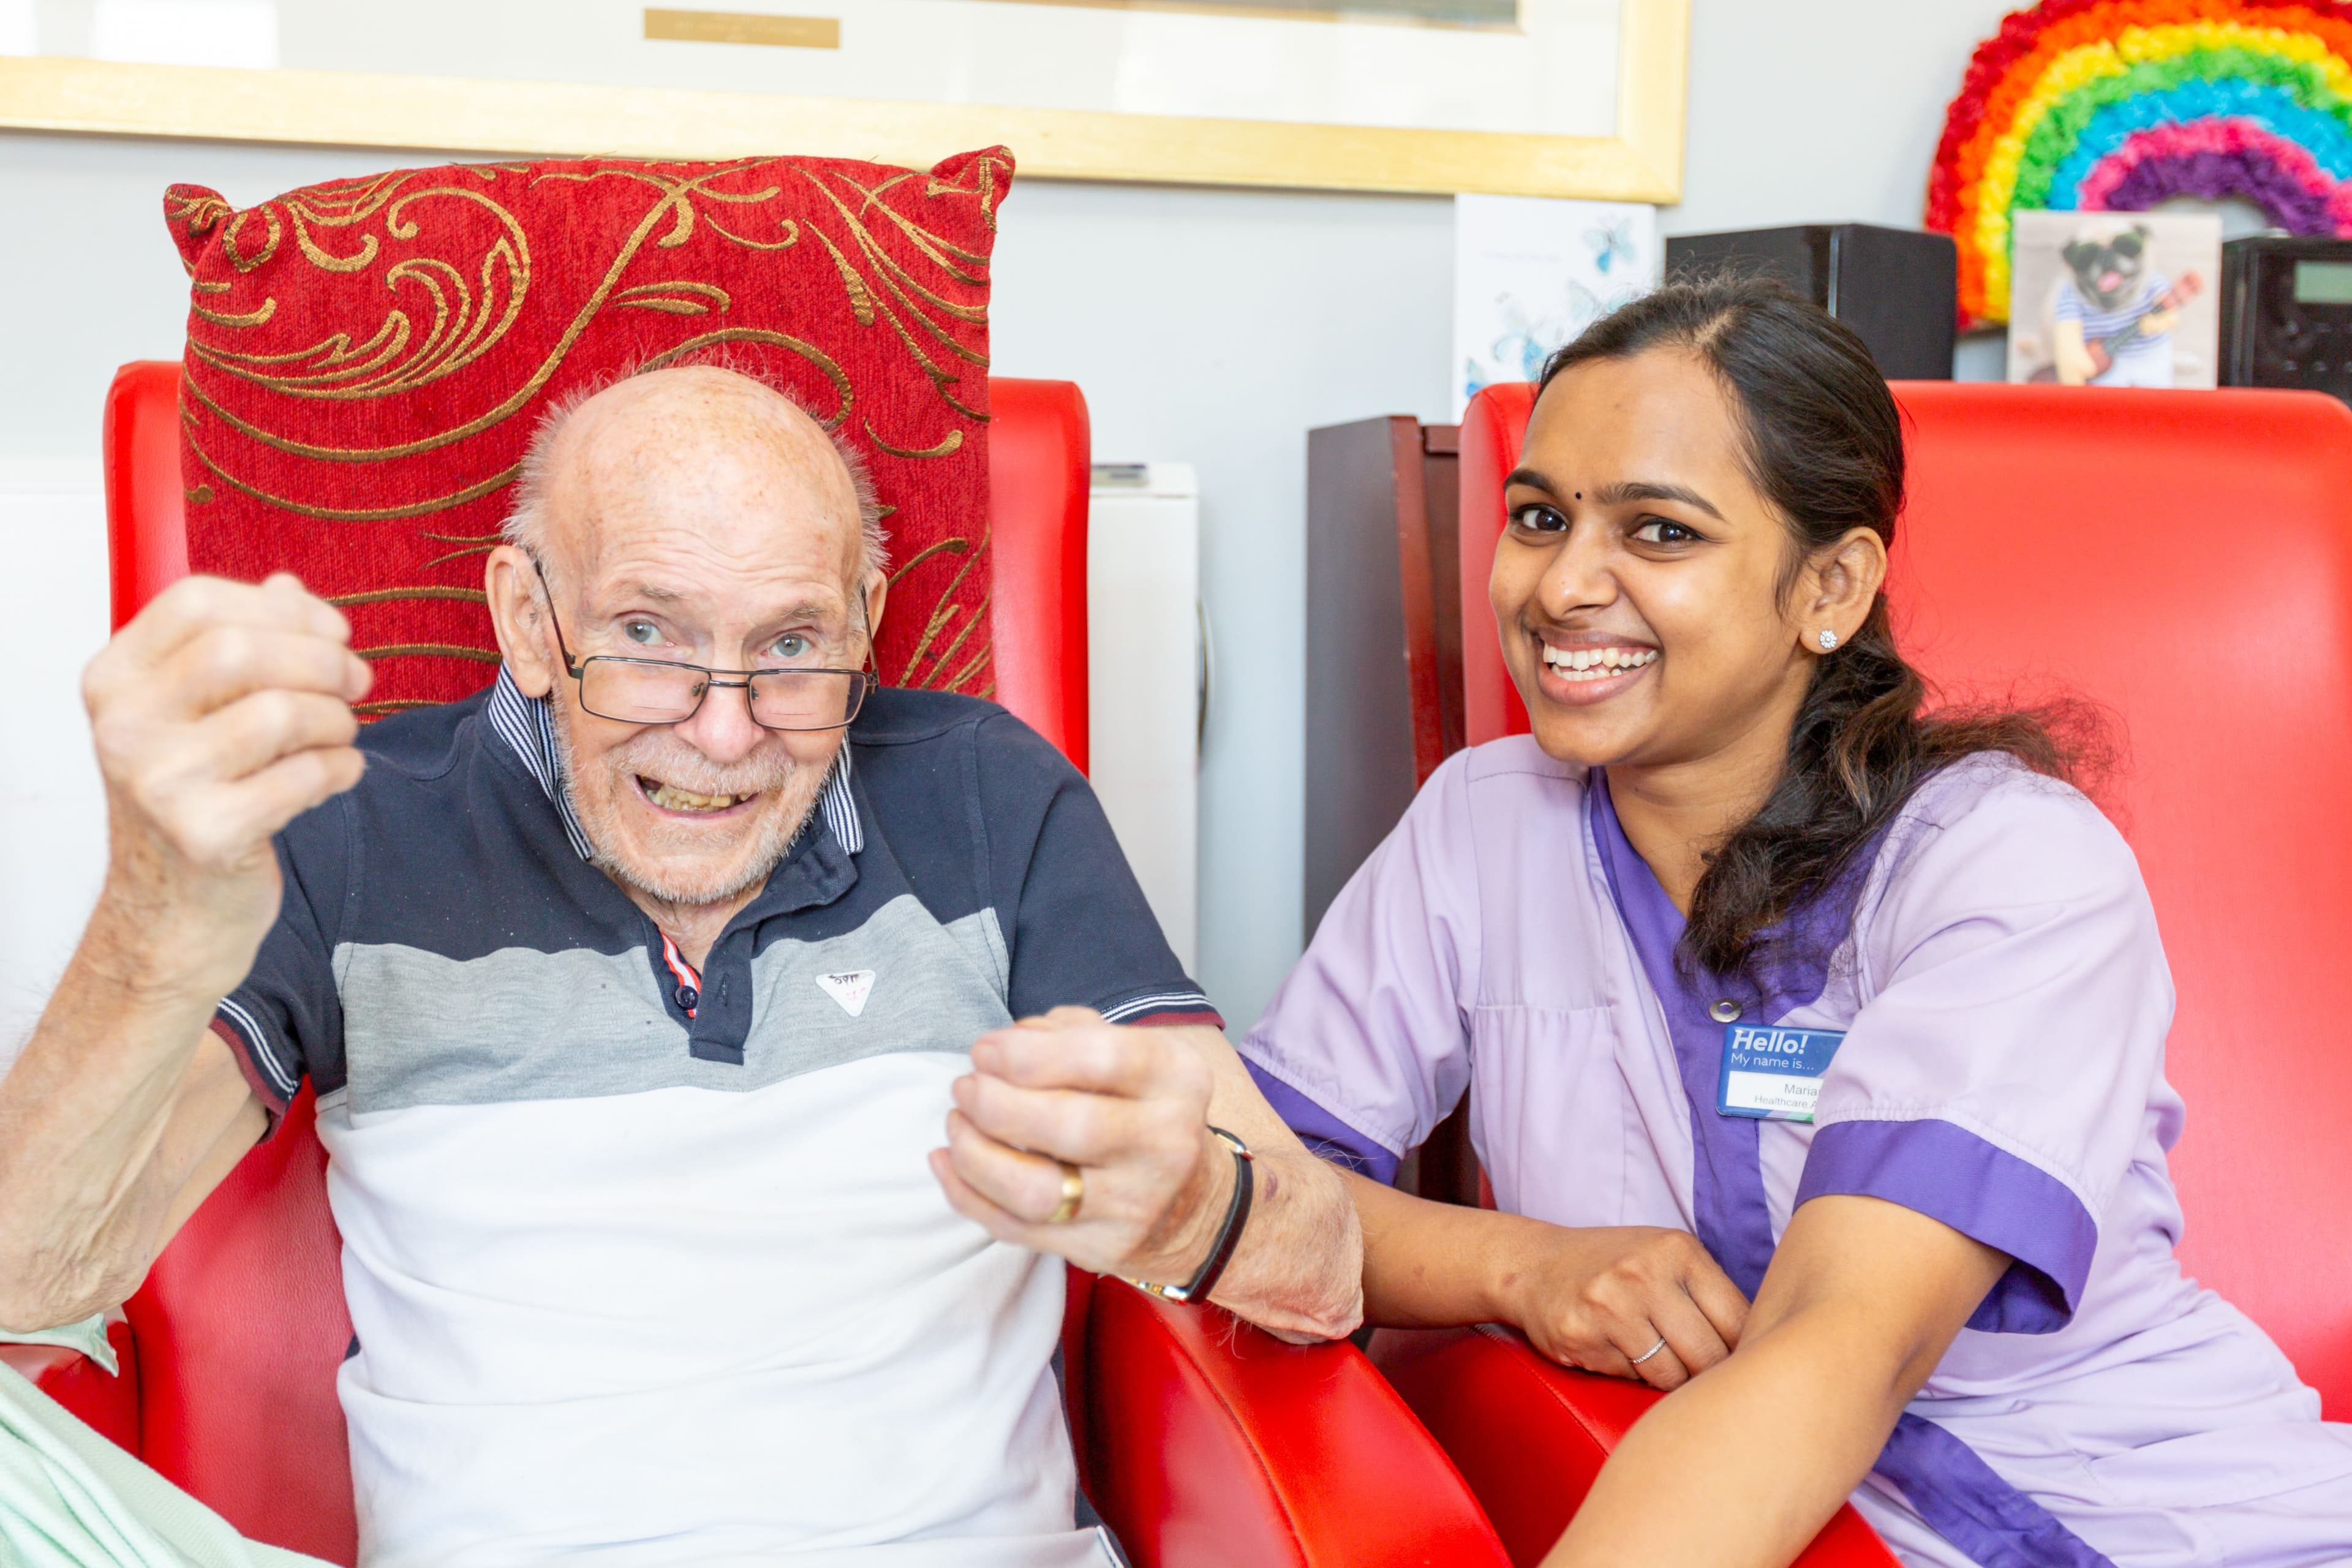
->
xmin=675 ymin=985 xmax=699 ymax=1011
xmin=1709 ymin=999 xmax=1741 ymax=1023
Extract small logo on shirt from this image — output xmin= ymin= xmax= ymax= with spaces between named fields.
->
xmin=816 ymin=970 xmax=875 ymax=1018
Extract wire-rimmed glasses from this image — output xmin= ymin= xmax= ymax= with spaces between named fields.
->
xmin=532 ymin=560 xmax=875 ymax=732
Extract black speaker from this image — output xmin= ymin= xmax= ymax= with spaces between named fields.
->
xmin=1662 ymin=224 xmax=1958 ymax=380
xmin=2221 ymin=234 xmax=2352 ymax=404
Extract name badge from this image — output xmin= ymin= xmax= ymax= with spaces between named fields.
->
xmin=1716 ymin=1024 xmax=1845 ymax=1123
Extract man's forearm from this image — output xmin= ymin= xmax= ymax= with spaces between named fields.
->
xmin=1191 ymin=1035 xmax=1364 ymax=1341
xmin=937 ymin=1017 xmax=1367 ymax=1340
xmin=1202 ymin=1141 xmax=1363 ymax=1341
xmin=0 ymin=891 xmax=255 ymax=1331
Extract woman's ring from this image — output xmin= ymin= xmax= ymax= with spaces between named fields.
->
xmin=1046 ymin=1161 xmax=1085 ymax=1225
xmin=1627 ymin=1335 xmax=1670 ymax=1366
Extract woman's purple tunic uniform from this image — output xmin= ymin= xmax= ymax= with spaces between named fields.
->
xmin=1240 ymin=741 xmax=2352 ymax=1566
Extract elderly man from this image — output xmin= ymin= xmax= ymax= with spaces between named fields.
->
xmin=0 ymin=365 xmax=1362 ymax=1566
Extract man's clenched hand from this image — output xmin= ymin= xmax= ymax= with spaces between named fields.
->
xmin=85 ymin=571 xmax=372 ymax=1000
xmin=929 ymin=1007 xmax=1236 ymax=1285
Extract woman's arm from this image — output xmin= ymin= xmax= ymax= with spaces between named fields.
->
xmin=1353 ymin=1174 xmax=1751 ymax=1390
xmin=1541 ymin=1194 xmax=2008 ymax=1568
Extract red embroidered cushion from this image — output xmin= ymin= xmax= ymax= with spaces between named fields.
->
xmin=165 ymin=149 xmax=1011 ymax=716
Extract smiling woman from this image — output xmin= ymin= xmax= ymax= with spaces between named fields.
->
xmin=1499 ymin=278 xmax=2090 ymax=966
xmin=1237 ymin=275 xmax=2352 ymax=1568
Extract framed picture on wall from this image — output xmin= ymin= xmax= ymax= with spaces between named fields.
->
xmin=0 ymin=0 xmax=1687 ymax=200
xmin=2006 ymin=210 xmax=2223 ymax=390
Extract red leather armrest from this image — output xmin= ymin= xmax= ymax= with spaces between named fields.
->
xmin=0 ymin=1313 xmax=141 ymax=1458
xmin=1079 ymin=1282 xmax=1509 ymax=1568
xmin=1372 ymin=1326 xmax=1898 ymax=1568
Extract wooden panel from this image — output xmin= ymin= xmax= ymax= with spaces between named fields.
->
xmin=1303 ymin=417 xmax=1420 ymax=944
xmin=1306 ymin=415 xmax=1479 ymax=1207
xmin=1420 ymin=424 xmax=1466 ymax=773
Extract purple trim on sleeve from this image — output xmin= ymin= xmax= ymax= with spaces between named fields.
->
xmin=1243 ymin=1060 xmax=1401 ymax=1185
xmin=1877 ymin=1412 xmax=2120 ymax=1567
xmin=1796 ymin=1117 xmax=2097 ymax=1334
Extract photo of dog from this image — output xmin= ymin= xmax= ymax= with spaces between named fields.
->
xmin=2008 ymin=211 xmax=2223 ymax=388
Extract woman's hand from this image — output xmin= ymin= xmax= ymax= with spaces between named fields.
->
xmin=1345 ymin=1177 xmax=1747 ymax=1391
xmin=1540 ymin=1196 xmax=2008 ymax=1568
xmin=1491 ymin=1223 xmax=1749 ymax=1390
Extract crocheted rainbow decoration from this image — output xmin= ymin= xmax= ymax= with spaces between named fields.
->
xmin=1929 ymin=0 xmax=2352 ymax=326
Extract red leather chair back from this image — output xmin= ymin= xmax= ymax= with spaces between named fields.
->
xmin=987 ymin=378 xmax=1091 ymax=775
xmin=1457 ymin=383 xmax=1539 ymax=750
xmin=105 ymin=363 xmax=1097 ymax=1561
xmin=128 ymin=1089 xmax=356 ymax=1561
xmin=1457 ymin=379 xmax=2352 ymax=1416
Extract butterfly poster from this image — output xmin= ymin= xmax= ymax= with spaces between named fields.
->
xmin=1452 ymin=193 xmax=1660 ymax=419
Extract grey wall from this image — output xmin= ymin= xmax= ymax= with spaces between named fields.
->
xmin=0 ymin=0 xmax=2018 ymax=1035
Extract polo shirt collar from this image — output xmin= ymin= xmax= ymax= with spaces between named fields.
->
xmin=484 ymin=665 xmax=864 ymax=864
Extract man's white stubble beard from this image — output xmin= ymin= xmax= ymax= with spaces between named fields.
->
xmin=548 ymin=703 xmax=829 ymax=908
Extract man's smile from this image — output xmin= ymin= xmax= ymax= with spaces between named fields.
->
xmin=635 ymin=774 xmax=760 ymax=817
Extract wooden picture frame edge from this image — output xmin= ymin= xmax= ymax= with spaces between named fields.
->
xmin=0 ymin=0 xmax=1687 ymax=199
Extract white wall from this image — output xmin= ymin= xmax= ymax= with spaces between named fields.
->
xmin=0 ymin=0 xmax=2018 ymax=1043
xmin=0 ymin=466 xmax=107 ymax=1050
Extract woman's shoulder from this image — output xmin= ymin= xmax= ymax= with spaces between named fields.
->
xmin=1406 ymin=735 xmax=1591 ymax=842
xmin=1376 ymin=737 xmax=1596 ymax=921
xmin=1453 ymin=733 xmax=1587 ymax=785
xmin=1869 ymin=750 xmax=2145 ymax=925
xmin=1894 ymin=750 xmax=2114 ymax=840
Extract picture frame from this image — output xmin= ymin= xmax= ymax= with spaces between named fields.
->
xmin=0 ymin=0 xmax=1686 ymax=199
xmin=2005 ymin=210 xmax=2223 ymax=390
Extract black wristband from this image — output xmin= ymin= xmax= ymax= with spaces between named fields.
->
xmin=1136 ymin=1126 xmax=1254 ymax=1305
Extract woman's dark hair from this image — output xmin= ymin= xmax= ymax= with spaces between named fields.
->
xmin=1539 ymin=274 xmax=2098 ymax=976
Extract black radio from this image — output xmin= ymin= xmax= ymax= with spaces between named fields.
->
xmin=2220 ymin=235 xmax=2352 ymax=402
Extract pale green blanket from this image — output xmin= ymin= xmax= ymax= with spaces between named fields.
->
xmin=0 ymin=1319 xmax=331 ymax=1567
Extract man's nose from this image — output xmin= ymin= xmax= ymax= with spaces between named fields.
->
xmin=672 ymin=679 xmax=767 ymax=764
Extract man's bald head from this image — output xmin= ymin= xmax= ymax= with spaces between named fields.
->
xmin=503 ymin=363 xmax=886 ymax=587
xmin=484 ymin=361 xmax=892 ymax=915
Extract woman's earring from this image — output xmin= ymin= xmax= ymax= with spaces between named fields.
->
xmin=1817 ymin=629 xmax=1839 ymax=651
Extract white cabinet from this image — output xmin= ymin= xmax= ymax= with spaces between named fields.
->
xmin=0 ymin=461 xmax=109 ymax=1060
xmin=1086 ymin=463 xmax=1201 ymax=976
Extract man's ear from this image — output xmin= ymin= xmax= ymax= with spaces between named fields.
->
xmin=1801 ymin=527 xmax=1889 ymax=650
xmin=486 ymin=545 xmax=556 ymax=698
xmin=862 ymin=568 xmax=889 ymax=666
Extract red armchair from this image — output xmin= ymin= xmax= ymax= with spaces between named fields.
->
xmin=1416 ymin=377 xmax=2352 ymax=1562
xmin=0 ymin=362 xmax=1510 ymax=1568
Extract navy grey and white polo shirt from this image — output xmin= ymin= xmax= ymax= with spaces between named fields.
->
xmin=208 ymin=667 xmax=1218 ymax=1568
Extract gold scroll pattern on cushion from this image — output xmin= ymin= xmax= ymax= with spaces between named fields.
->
xmin=170 ymin=149 xmax=1010 ymax=712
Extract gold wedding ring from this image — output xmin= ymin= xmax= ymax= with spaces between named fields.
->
xmin=1046 ymin=1161 xmax=1084 ymax=1225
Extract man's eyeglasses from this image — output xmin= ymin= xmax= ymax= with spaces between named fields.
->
xmin=532 ymin=560 xmax=875 ymax=732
